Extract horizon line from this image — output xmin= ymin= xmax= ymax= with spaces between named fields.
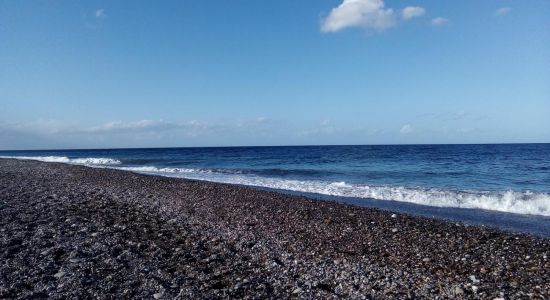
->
xmin=1 ymin=142 xmax=549 ymax=152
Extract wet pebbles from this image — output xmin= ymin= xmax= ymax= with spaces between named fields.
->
xmin=0 ymin=159 xmax=548 ymax=299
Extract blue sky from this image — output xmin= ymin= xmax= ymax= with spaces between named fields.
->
xmin=0 ymin=0 xmax=549 ymax=149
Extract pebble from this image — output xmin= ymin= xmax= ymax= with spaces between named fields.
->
xmin=1 ymin=159 xmax=548 ymax=299
xmin=54 ymin=271 xmax=66 ymax=279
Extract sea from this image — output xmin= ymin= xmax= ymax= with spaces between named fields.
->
xmin=1 ymin=143 xmax=549 ymax=236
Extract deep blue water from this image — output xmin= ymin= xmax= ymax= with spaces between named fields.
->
xmin=2 ymin=144 xmax=549 ymax=235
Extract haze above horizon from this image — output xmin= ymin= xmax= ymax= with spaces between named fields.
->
xmin=1 ymin=0 xmax=549 ymax=150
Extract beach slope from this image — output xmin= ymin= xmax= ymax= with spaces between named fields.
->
xmin=0 ymin=159 xmax=548 ymax=299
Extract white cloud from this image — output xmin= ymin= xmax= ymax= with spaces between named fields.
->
xmin=401 ymin=6 xmax=425 ymax=20
xmin=95 ymin=9 xmax=106 ymax=18
xmin=417 ymin=111 xmax=489 ymax=122
xmin=494 ymin=7 xmax=511 ymax=16
xmin=3 ymin=119 xmax=78 ymax=135
xmin=298 ymin=119 xmax=336 ymax=136
xmin=0 ymin=118 xmax=286 ymax=149
xmin=84 ymin=120 xmax=179 ymax=133
xmin=298 ymin=120 xmax=380 ymax=138
xmin=321 ymin=0 xmax=397 ymax=33
xmin=431 ymin=17 xmax=448 ymax=26
xmin=0 ymin=118 xmax=277 ymax=138
xmin=400 ymin=124 xmax=414 ymax=134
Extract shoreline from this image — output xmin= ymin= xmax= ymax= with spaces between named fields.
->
xmin=241 ymin=186 xmax=550 ymax=237
xmin=1 ymin=158 xmax=548 ymax=298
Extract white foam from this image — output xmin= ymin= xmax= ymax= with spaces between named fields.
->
xmin=117 ymin=166 xmax=196 ymax=173
xmin=0 ymin=155 xmax=121 ymax=165
xmin=71 ymin=157 xmax=121 ymax=165
xmin=121 ymin=168 xmax=550 ymax=217
xmin=2 ymin=155 xmax=549 ymax=216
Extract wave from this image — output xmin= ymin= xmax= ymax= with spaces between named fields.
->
xmin=0 ymin=156 xmax=121 ymax=166
xmin=117 ymin=166 xmax=197 ymax=173
xmin=121 ymin=167 xmax=550 ymax=217
xmin=2 ymin=155 xmax=549 ymax=216
xmin=239 ymin=168 xmax=340 ymax=177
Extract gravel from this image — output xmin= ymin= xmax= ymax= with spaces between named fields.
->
xmin=0 ymin=159 xmax=548 ymax=299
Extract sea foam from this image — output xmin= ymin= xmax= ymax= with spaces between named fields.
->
xmin=0 ymin=156 xmax=121 ymax=165
xmin=121 ymin=167 xmax=550 ymax=217
xmin=2 ymin=155 xmax=549 ymax=217
xmin=117 ymin=166 xmax=197 ymax=173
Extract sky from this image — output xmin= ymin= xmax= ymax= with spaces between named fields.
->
xmin=0 ymin=0 xmax=549 ymax=149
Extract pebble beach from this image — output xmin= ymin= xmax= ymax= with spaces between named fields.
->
xmin=0 ymin=158 xmax=548 ymax=299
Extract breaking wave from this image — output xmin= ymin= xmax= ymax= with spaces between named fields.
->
xmin=0 ymin=156 xmax=121 ymax=166
xmin=2 ymin=156 xmax=549 ymax=216
xmin=117 ymin=166 xmax=197 ymax=173
xmin=122 ymin=166 xmax=550 ymax=217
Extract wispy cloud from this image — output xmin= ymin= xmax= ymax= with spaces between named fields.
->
xmin=2 ymin=119 xmax=78 ymax=135
xmin=0 ymin=118 xmax=282 ymax=149
xmin=401 ymin=6 xmax=425 ymax=20
xmin=417 ymin=111 xmax=488 ymax=122
xmin=400 ymin=124 xmax=414 ymax=134
xmin=299 ymin=119 xmax=337 ymax=136
xmin=298 ymin=119 xmax=381 ymax=138
xmin=431 ymin=17 xmax=448 ymax=26
xmin=83 ymin=120 xmax=186 ymax=134
xmin=95 ymin=9 xmax=107 ymax=18
xmin=0 ymin=118 xmax=277 ymax=138
xmin=494 ymin=7 xmax=511 ymax=16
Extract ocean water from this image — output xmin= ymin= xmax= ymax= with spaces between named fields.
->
xmin=2 ymin=144 xmax=549 ymax=235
